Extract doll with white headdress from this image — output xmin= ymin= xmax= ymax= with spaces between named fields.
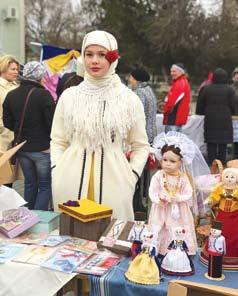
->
xmin=161 ymin=226 xmax=195 ymax=276
xmin=125 ymin=230 xmax=160 ymax=285
xmin=148 ymin=131 xmax=210 ymax=256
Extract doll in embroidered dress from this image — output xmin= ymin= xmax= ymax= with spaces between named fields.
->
xmin=161 ymin=226 xmax=195 ymax=276
xmin=128 ymin=221 xmax=147 ymax=259
xmin=206 ymin=168 xmax=238 ymax=258
xmin=125 ymin=230 xmax=160 ymax=285
xmin=148 ymin=132 xmax=209 ymax=256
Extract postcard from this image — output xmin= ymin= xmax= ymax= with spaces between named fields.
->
xmin=11 ymin=232 xmax=47 ymax=244
xmin=0 ymin=241 xmax=25 ymax=263
xmin=63 ymin=238 xmax=97 ymax=254
xmin=12 ymin=245 xmax=55 ymax=265
xmin=38 ymin=235 xmax=70 ymax=247
xmin=41 ymin=244 xmax=93 ymax=273
xmin=76 ymin=250 xmax=122 ymax=275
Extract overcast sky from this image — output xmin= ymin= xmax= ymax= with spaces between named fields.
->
xmin=199 ymin=0 xmax=222 ymax=14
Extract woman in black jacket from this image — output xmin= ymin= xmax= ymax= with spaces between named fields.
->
xmin=196 ymin=68 xmax=237 ymax=165
xmin=3 ymin=61 xmax=55 ymax=210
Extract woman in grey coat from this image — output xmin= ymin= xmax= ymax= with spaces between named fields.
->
xmin=128 ymin=67 xmax=157 ymax=144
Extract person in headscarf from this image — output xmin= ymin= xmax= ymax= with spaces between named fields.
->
xmin=3 ymin=61 xmax=55 ymax=210
xmin=196 ymin=68 xmax=237 ymax=165
xmin=51 ymin=30 xmax=150 ymax=220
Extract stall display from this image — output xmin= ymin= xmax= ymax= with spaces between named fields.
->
xmin=148 ymin=132 xmax=209 ymax=256
xmin=59 ymin=199 xmax=112 ymax=241
xmin=125 ymin=230 xmax=160 ymax=285
xmin=161 ymin=226 xmax=195 ymax=276
xmin=205 ymin=220 xmax=226 ymax=281
xmin=200 ymin=168 xmax=238 ymax=270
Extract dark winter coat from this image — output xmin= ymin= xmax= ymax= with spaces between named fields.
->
xmin=3 ymin=79 xmax=55 ymax=151
xmin=196 ymin=68 xmax=237 ymax=144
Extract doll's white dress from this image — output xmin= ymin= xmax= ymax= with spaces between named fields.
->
xmin=161 ymin=239 xmax=194 ymax=275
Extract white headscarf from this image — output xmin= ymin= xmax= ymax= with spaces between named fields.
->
xmin=81 ymin=30 xmax=118 ymax=79
xmin=63 ymin=30 xmax=137 ymax=150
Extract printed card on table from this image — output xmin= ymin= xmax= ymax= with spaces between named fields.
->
xmin=12 ymin=245 xmax=55 ymax=265
xmin=63 ymin=237 xmax=97 ymax=254
xmin=11 ymin=231 xmax=47 ymax=244
xmin=76 ymin=250 xmax=122 ymax=276
xmin=38 ymin=235 xmax=70 ymax=247
xmin=41 ymin=247 xmax=90 ymax=273
xmin=0 ymin=241 xmax=25 ymax=263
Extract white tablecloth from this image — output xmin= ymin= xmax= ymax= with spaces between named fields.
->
xmin=156 ymin=114 xmax=206 ymax=152
xmin=0 ymin=261 xmax=75 ymax=296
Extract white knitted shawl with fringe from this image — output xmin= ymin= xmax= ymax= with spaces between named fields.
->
xmin=63 ymin=74 xmax=137 ymax=150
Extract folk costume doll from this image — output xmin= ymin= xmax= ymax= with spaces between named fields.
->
xmin=205 ymin=221 xmax=226 ymax=281
xmin=50 ymin=31 xmax=149 ymax=220
xmin=207 ymin=168 xmax=238 ymax=258
xmin=149 ymin=132 xmax=209 ymax=256
xmin=128 ymin=221 xmax=147 ymax=260
xmin=161 ymin=226 xmax=195 ymax=276
xmin=125 ymin=230 xmax=160 ymax=285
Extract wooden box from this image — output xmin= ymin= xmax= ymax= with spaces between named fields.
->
xmin=59 ymin=199 xmax=112 ymax=241
xmin=168 ymin=280 xmax=238 ymax=296
xmin=59 ymin=213 xmax=111 ymax=241
xmin=97 ymin=219 xmax=135 ymax=256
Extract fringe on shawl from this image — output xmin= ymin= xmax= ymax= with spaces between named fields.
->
xmin=63 ymin=82 xmax=137 ymax=150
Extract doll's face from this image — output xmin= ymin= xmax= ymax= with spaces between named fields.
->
xmin=173 ymin=227 xmax=185 ymax=239
xmin=161 ymin=150 xmax=181 ymax=174
xmin=210 ymin=228 xmax=221 ymax=237
xmin=222 ymin=171 xmax=237 ymax=188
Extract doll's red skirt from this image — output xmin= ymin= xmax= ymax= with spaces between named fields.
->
xmin=216 ymin=210 xmax=238 ymax=257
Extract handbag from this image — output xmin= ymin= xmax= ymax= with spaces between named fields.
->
xmin=11 ymin=87 xmax=36 ymax=165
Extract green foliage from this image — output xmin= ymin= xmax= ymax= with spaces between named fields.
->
xmin=81 ymin=0 xmax=238 ymax=81
xmin=26 ymin=0 xmax=238 ymax=82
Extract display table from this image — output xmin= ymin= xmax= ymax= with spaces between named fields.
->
xmin=0 ymin=261 xmax=75 ymax=296
xmin=89 ymin=253 xmax=238 ymax=296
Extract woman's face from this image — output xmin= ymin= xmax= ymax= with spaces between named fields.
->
xmin=161 ymin=150 xmax=181 ymax=174
xmin=84 ymin=45 xmax=110 ymax=78
xmin=1 ymin=62 xmax=19 ymax=82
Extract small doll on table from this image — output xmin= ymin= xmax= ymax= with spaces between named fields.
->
xmin=125 ymin=230 xmax=160 ymax=285
xmin=128 ymin=221 xmax=147 ymax=260
xmin=148 ymin=132 xmax=210 ymax=256
xmin=205 ymin=220 xmax=226 ymax=281
xmin=161 ymin=226 xmax=195 ymax=276
xmin=206 ymin=168 xmax=238 ymax=258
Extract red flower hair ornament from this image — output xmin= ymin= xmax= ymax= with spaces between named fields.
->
xmin=105 ymin=50 xmax=120 ymax=63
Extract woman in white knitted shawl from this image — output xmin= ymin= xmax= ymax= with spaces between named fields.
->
xmin=51 ymin=30 xmax=149 ymax=220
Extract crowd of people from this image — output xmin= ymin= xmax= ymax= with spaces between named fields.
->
xmin=0 ymin=30 xmax=238 ymax=221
